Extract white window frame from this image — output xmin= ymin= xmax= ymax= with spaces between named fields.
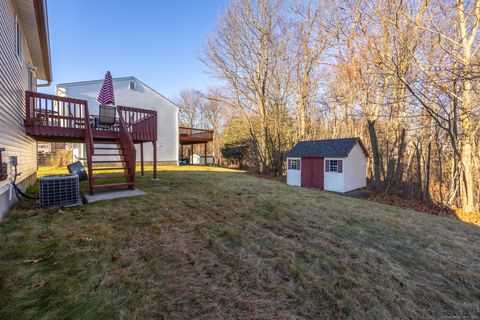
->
xmin=15 ymin=15 xmax=22 ymax=62
xmin=129 ymin=81 xmax=136 ymax=90
xmin=288 ymin=158 xmax=300 ymax=170
xmin=329 ymin=159 xmax=339 ymax=172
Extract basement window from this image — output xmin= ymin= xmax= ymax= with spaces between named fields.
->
xmin=288 ymin=159 xmax=300 ymax=170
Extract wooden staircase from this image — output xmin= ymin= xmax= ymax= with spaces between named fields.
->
xmin=24 ymin=91 xmax=158 ymax=195
xmin=89 ymin=141 xmax=134 ymax=193
xmin=84 ymin=108 xmax=137 ymax=195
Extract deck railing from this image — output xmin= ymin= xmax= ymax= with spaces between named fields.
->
xmin=25 ymin=91 xmax=89 ymax=137
xmin=179 ymin=126 xmax=214 ymax=141
xmin=84 ymin=102 xmax=94 ymax=194
xmin=25 ymin=91 xmax=158 ymax=143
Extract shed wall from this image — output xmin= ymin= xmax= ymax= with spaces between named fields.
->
xmin=324 ymin=158 xmax=345 ymax=192
xmin=343 ymin=142 xmax=367 ymax=192
xmin=286 ymin=157 xmax=301 ymax=186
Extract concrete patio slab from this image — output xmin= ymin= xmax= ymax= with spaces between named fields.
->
xmin=84 ymin=189 xmax=146 ymax=203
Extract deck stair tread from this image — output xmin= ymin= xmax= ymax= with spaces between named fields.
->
xmin=92 ymin=160 xmax=126 ymax=163
xmin=93 ymin=182 xmax=134 ymax=189
xmin=92 ymin=167 xmax=126 ymax=171
xmin=94 ymin=147 xmax=121 ymax=150
xmin=93 ymin=174 xmax=130 ymax=180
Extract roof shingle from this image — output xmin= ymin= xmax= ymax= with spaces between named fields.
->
xmin=286 ymin=138 xmax=367 ymax=158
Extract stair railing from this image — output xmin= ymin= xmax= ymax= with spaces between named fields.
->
xmin=117 ymin=109 xmax=136 ymax=189
xmin=117 ymin=106 xmax=157 ymax=142
xmin=84 ymin=102 xmax=94 ymax=194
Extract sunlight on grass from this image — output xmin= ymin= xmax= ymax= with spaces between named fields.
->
xmin=37 ymin=165 xmax=244 ymax=177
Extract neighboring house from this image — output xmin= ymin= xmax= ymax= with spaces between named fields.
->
xmin=55 ymin=77 xmax=179 ymax=165
xmin=0 ymin=0 xmax=51 ymax=218
xmin=286 ymin=138 xmax=368 ymax=193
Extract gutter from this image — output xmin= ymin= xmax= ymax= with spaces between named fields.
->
xmin=33 ymin=0 xmax=52 ymax=82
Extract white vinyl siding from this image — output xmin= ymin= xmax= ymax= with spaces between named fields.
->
xmin=343 ymin=142 xmax=367 ymax=192
xmin=0 ymin=0 xmax=38 ymax=218
xmin=324 ymin=158 xmax=344 ymax=192
xmin=56 ymin=77 xmax=179 ymax=164
xmin=286 ymin=157 xmax=301 ymax=186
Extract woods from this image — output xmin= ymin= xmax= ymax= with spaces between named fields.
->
xmin=177 ymin=0 xmax=480 ymax=213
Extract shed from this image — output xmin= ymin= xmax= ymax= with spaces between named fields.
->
xmin=286 ymin=138 xmax=368 ymax=193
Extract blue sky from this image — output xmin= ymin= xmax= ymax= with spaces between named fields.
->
xmin=42 ymin=0 xmax=227 ymax=99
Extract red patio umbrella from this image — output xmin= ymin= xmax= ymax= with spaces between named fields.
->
xmin=97 ymin=71 xmax=115 ymax=105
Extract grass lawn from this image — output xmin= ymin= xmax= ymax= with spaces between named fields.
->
xmin=1 ymin=166 xmax=480 ymax=319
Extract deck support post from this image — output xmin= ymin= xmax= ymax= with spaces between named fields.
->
xmin=140 ymin=143 xmax=144 ymax=176
xmin=204 ymin=142 xmax=207 ymax=166
xmin=153 ymin=141 xmax=157 ymax=180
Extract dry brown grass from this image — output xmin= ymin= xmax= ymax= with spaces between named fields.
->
xmin=1 ymin=166 xmax=480 ymax=319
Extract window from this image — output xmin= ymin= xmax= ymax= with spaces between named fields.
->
xmin=15 ymin=16 xmax=22 ymax=59
xmin=288 ymin=158 xmax=300 ymax=170
xmin=325 ymin=159 xmax=343 ymax=173
xmin=329 ymin=160 xmax=338 ymax=172
xmin=129 ymin=81 xmax=136 ymax=90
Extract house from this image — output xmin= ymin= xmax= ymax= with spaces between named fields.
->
xmin=0 ymin=0 xmax=213 ymax=219
xmin=55 ymin=77 xmax=179 ymax=166
xmin=0 ymin=0 xmax=52 ymax=218
xmin=286 ymin=138 xmax=368 ymax=193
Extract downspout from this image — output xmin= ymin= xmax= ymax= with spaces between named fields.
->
xmin=36 ymin=80 xmax=51 ymax=87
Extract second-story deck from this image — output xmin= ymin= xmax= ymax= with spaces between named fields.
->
xmin=179 ymin=126 xmax=214 ymax=145
xmin=24 ymin=91 xmax=158 ymax=194
xmin=25 ymin=91 xmax=157 ymax=143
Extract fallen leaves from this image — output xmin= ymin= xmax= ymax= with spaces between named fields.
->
xmin=23 ymin=252 xmax=55 ymax=264
xmin=80 ymin=236 xmax=92 ymax=242
xmin=455 ymin=209 xmax=480 ymax=226
xmin=367 ymin=190 xmax=454 ymax=216
xmin=25 ymin=209 xmax=37 ymax=217
xmin=39 ymin=233 xmax=52 ymax=241
xmin=364 ymin=190 xmax=480 ymax=226
xmin=28 ymin=280 xmax=49 ymax=290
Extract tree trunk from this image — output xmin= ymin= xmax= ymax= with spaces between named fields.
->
xmin=367 ymin=120 xmax=383 ymax=190
xmin=457 ymin=0 xmax=476 ymax=212
xmin=414 ymin=141 xmax=423 ymax=200
xmin=423 ymin=141 xmax=431 ymax=202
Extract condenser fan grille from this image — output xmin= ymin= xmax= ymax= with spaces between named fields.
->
xmin=40 ymin=174 xmax=81 ymax=208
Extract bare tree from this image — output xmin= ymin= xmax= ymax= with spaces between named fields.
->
xmin=177 ymin=89 xmax=204 ymax=128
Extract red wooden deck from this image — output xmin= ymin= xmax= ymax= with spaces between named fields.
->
xmin=24 ymin=91 xmax=158 ymax=194
xmin=25 ymin=92 xmax=157 ymax=143
xmin=179 ymin=126 xmax=213 ymax=145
